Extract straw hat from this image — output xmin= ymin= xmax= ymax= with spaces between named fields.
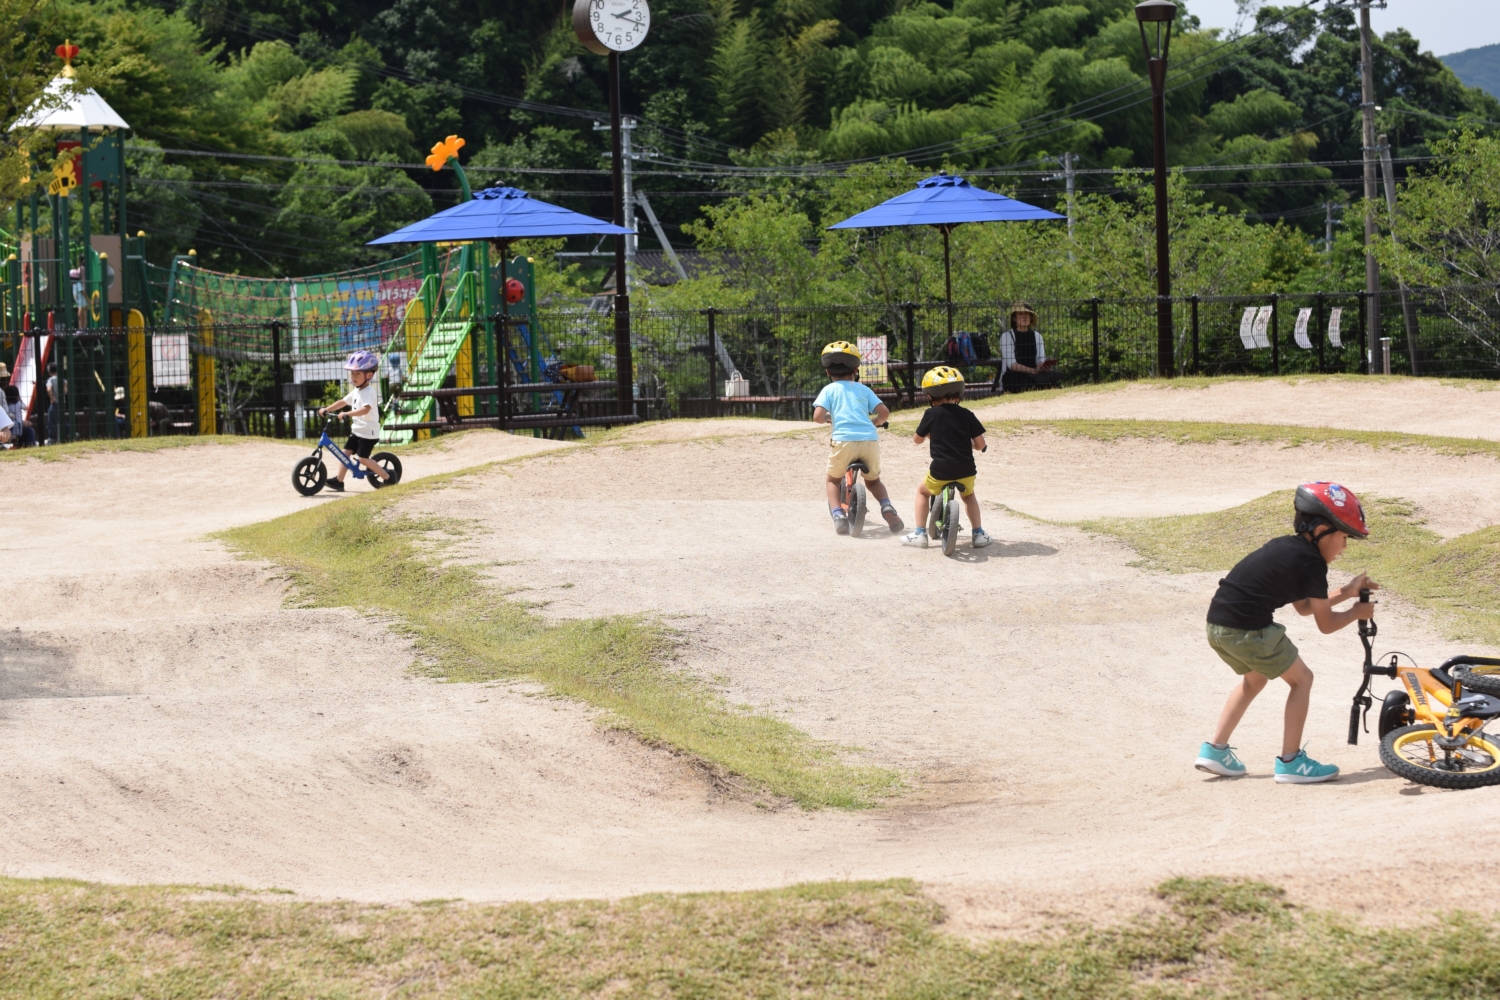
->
xmin=0 ymin=362 xmax=9 ymax=379
xmin=1009 ymin=301 xmax=1038 ymax=326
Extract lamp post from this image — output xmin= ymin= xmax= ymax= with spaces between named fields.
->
xmin=1136 ymin=0 xmax=1176 ymax=378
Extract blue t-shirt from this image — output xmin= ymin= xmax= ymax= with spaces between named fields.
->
xmin=813 ymin=379 xmax=882 ymax=442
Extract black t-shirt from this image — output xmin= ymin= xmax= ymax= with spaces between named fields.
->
xmin=1206 ymin=534 xmax=1329 ymax=631
xmin=916 ymin=402 xmax=985 ymax=480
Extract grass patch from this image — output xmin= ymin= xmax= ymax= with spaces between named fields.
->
xmin=219 ymin=486 xmax=898 ymax=809
xmin=3 ymin=875 xmax=1498 ymax=998
xmin=974 ymin=418 xmax=1500 ymax=459
xmin=1082 ymin=491 xmax=1500 ymax=645
xmin=881 ymin=413 xmax=1500 ymax=459
xmin=0 ymin=434 xmax=298 ymax=463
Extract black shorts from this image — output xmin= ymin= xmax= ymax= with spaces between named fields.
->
xmin=345 ymin=434 xmax=377 ymax=459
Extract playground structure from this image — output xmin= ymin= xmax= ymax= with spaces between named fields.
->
xmin=1 ymin=47 xmax=596 ymax=445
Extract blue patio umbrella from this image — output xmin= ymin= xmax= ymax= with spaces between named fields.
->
xmin=368 ymin=185 xmax=634 ymax=350
xmin=826 ymin=171 xmax=1064 ymax=340
xmin=368 ymin=185 xmax=632 ymax=245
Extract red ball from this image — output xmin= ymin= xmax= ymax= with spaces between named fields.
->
xmin=503 ymin=278 xmax=525 ymax=304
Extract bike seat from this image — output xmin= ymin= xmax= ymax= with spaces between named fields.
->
xmin=1452 ymin=692 xmax=1500 ymax=721
xmin=847 ymin=460 xmax=869 ymax=472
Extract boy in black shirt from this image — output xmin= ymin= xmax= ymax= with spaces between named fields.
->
xmin=1195 ymin=482 xmax=1378 ymax=784
xmin=903 ymin=366 xmax=990 ymax=549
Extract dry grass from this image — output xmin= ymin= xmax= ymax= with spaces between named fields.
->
xmin=3 ymin=875 xmax=1498 ymax=998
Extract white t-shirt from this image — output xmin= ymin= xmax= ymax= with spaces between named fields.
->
xmin=342 ymin=381 xmax=381 ymax=439
xmin=0 ymin=402 xmax=12 ymax=435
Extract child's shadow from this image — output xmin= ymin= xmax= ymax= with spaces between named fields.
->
xmin=951 ymin=539 xmax=1059 ymax=563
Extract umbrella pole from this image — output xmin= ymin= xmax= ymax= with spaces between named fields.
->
xmin=942 ymin=226 xmax=954 ymax=342
xmin=499 ymin=239 xmax=509 ymax=433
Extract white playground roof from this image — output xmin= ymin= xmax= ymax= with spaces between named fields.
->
xmin=10 ymin=74 xmax=130 ymax=132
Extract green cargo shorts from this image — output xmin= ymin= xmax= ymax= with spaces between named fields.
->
xmin=1206 ymin=622 xmax=1300 ymax=679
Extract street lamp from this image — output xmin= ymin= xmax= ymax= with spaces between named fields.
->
xmin=1136 ymin=0 xmax=1176 ymax=378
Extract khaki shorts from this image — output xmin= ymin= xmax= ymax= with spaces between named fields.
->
xmin=1207 ymin=622 xmax=1299 ymax=679
xmin=827 ymin=439 xmax=881 ymax=480
xmin=922 ymin=472 xmax=975 ymax=497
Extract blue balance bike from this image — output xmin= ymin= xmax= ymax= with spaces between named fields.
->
xmin=292 ymin=419 xmax=402 ymax=496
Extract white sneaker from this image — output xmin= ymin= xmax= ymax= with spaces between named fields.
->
xmin=903 ymin=529 xmax=929 ymax=548
xmin=971 ymin=528 xmax=992 ymax=548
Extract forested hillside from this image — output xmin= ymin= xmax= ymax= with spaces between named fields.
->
xmin=3 ymin=0 xmax=1497 ymax=290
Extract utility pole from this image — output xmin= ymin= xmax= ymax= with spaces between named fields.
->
xmin=1357 ymin=0 xmax=1383 ymax=373
xmin=1043 ymin=152 xmax=1077 ymax=260
xmin=1378 ymin=133 xmax=1420 ymax=373
xmin=595 ymin=116 xmax=639 ymax=282
xmin=1325 ymin=200 xmax=1335 ymax=255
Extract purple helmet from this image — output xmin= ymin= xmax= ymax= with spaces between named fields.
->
xmin=344 ymin=350 xmax=379 ymax=372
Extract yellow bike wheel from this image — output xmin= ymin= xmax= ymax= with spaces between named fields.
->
xmin=1379 ymin=724 xmax=1500 ymax=789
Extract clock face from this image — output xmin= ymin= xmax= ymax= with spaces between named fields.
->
xmin=588 ymin=0 xmax=649 ymax=52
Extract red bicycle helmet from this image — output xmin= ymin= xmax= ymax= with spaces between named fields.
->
xmin=1295 ymin=482 xmax=1368 ymax=538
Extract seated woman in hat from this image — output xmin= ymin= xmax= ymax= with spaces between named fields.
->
xmin=999 ymin=302 xmax=1061 ymax=393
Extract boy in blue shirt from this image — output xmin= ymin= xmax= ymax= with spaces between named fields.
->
xmin=812 ymin=342 xmax=903 ymax=535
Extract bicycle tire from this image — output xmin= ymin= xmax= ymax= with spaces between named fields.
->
xmin=292 ymin=457 xmax=327 ymax=496
xmin=368 ymin=452 xmax=403 ymax=489
xmin=1454 ymin=664 xmax=1500 ymax=698
xmin=926 ymin=494 xmax=941 ymax=538
xmin=851 ymin=479 xmax=868 ymax=537
xmin=943 ymin=493 xmax=961 ymax=556
xmin=1379 ymin=723 xmax=1500 ymax=788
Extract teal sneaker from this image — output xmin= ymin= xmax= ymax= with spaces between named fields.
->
xmin=1195 ymin=742 xmax=1246 ymax=777
xmin=1274 ymin=748 xmax=1339 ymax=784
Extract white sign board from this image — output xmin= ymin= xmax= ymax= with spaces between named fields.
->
xmin=1251 ymin=305 xmax=1273 ymax=349
xmin=856 ymin=335 xmax=888 ymax=384
xmin=1328 ymin=307 xmax=1343 ymax=347
xmin=1294 ymin=307 xmax=1313 ymax=349
xmin=152 ymin=333 xmax=191 ymax=387
xmin=1239 ymin=307 xmax=1258 ymax=349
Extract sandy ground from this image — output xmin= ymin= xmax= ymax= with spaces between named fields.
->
xmin=4 ymin=383 xmax=1500 ymax=934
xmin=969 ymin=376 xmax=1500 ymax=441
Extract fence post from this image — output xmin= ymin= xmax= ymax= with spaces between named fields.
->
xmin=705 ymin=307 xmax=718 ymax=419
xmin=270 ymin=320 xmax=284 ymax=439
xmin=1315 ymin=292 xmax=1325 ymax=373
xmin=1190 ymin=295 xmax=1200 ymax=375
xmin=1090 ymin=297 xmax=1100 ymax=384
xmin=1270 ymin=293 xmax=1280 ymax=376
xmin=1358 ymin=292 xmax=1368 ymax=375
xmin=903 ymin=302 xmax=916 ymax=405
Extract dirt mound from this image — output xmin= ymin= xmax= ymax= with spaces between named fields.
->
xmin=4 ymin=383 xmax=1499 ymax=923
xmin=970 ymin=377 xmax=1500 ymax=441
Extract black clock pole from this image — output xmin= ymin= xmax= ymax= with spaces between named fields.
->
xmin=609 ymin=50 xmax=633 ymax=418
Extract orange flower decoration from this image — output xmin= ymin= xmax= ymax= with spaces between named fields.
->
xmin=425 ymin=135 xmax=465 ymax=172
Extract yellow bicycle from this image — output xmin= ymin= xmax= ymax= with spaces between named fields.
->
xmin=1348 ymin=589 xmax=1500 ymax=789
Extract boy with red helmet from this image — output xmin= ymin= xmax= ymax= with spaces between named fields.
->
xmin=1195 ymin=483 xmax=1378 ymax=783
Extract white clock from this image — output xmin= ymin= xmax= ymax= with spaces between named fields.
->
xmin=573 ymin=0 xmax=650 ymax=55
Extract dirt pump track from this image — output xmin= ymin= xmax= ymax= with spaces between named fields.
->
xmin=3 ymin=376 xmax=1500 ymax=933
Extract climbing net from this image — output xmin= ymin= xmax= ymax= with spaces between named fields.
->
xmin=150 ymin=249 xmax=454 ymax=367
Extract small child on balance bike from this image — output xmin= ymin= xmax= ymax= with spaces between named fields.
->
xmin=1196 ymin=482 xmax=1379 ymax=783
xmin=903 ymin=366 xmax=990 ymax=549
xmin=317 ymin=350 xmax=390 ymax=491
xmin=812 ymin=342 xmax=904 ymax=535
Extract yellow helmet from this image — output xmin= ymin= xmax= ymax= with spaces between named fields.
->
xmin=821 ymin=341 xmax=861 ymax=371
xmin=922 ymin=365 xmax=966 ymax=396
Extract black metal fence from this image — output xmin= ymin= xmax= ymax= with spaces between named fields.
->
xmin=5 ymin=285 xmax=1497 ymax=444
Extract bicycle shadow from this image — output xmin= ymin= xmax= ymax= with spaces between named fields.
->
xmin=949 ymin=539 xmax=1059 ymax=563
